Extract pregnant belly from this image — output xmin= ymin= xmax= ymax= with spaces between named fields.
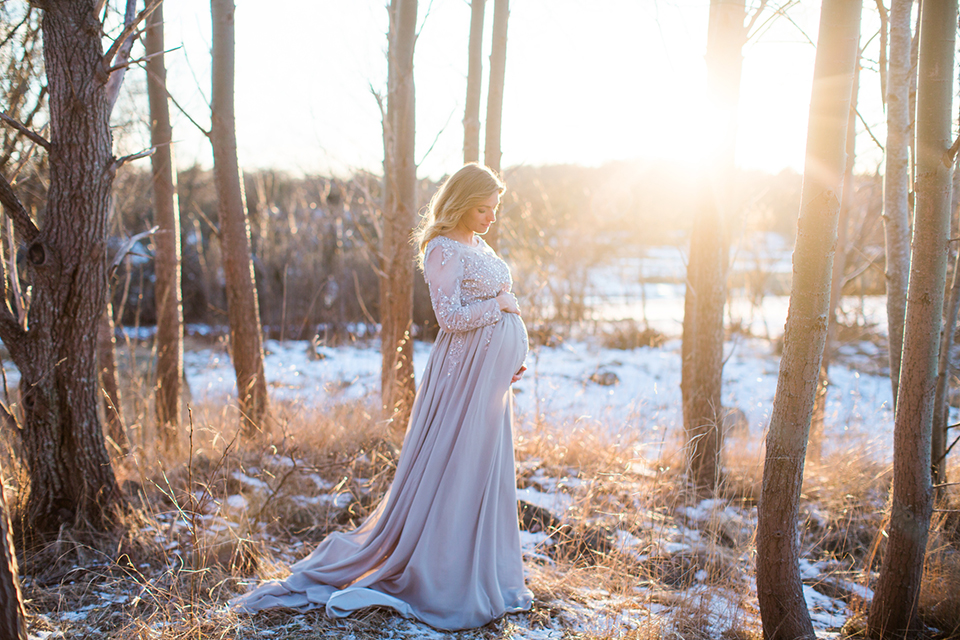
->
xmin=497 ymin=312 xmax=528 ymax=373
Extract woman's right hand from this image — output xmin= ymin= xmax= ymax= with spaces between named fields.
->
xmin=496 ymin=292 xmax=520 ymax=315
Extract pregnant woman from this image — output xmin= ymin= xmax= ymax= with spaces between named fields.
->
xmin=231 ymin=163 xmax=533 ymax=630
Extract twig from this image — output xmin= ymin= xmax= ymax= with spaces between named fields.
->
xmin=856 ymin=108 xmax=884 ymax=154
xmin=0 ymin=111 xmax=49 ymax=150
xmin=109 ymin=45 xmax=182 ymax=74
xmin=744 ymin=0 xmax=770 ymax=37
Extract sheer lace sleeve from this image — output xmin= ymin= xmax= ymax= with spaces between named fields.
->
xmin=424 ymin=239 xmax=502 ymax=333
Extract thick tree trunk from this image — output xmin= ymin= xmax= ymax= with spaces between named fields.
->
xmin=681 ymin=0 xmax=745 ymax=492
xmin=0 ymin=0 xmax=125 ymax=534
xmin=463 ymin=0 xmax=485 ymax=164
xmin=882 ymin=0 xmax=913 ymax=408
xmin=482 ymin=0 xmax=509 ymax=250
xmin=380 ymin=0 xmax=418 ymax=426
xmin=146 ymin=2 xmax=184 ymax=449
xmin=98 ymin=303 xmax=126 ymax=457
xmin=0 ymin=470 xmax=26 ymax=640
xmin=211 ymin=0 xmax=268 ymax=436
xmin=867 ymin=1 xmax=956 ymax=635
xmin=810 ymin=58 xmax=860 ymax=464
xmin=755 ymin=1 xmax=861 ymax=638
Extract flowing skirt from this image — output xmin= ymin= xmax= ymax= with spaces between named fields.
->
xmin=230 ymin=313 xmax=533 ymax=630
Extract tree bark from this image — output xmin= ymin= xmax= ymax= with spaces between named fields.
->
xmin=380 ymin=0 xmax=418 ymax=426
xmin=0 ymin=0 xmax=125 ymax=534
xmin=463 ymin=0 xmax=485 ymax=164
xmin=810 ymin=56 xmax=860 ymax=464
xmin=882 ymin=0 xmax=913 ymax=408
xmin=482 ymin=0 xmax=508 ymax=250
xmin=146 ymin=1 xmax=184 ymax=449
xmin=681 ymin=0 xmax=745 ymax=492
xmin=211 ymin=0 xmax=268 ymax=436
xmin=867 ymin=0 xmax=956 ymax=635
xmin=0 ymin=467 xmax=26 ymax=640
xmin=755 ymin=1 xmax=861 ymax=638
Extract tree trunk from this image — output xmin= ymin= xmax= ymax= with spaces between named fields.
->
xmin=98 ymin=303 xmax=126 ymax=457
xmin=380 ymin=0 xmax=418 ymax=426
xmin=0 ymin=0 xmax=125 ymax=534
xmin=755 ymin=1 xmax=861 ymax=638
xmin=867 ymin=1 xmax=956 ymax=635
xmin=482 ymin=0 xmax=509 ymax=250
xmin=463 ymin=0 xmax=485 ymax=164
xmin=680 ymin=0 xmax=745 ymax=492
xmin=146 ymin=1 xmax=184 ymax=450
xmin=810 ymin=56 xmax=860 ymax=464
xmin=211 ymin=0 xmax=268 ymax=436
xmin=0 ymin=467 xmax=26 ymax=640
xmin=882 ymin=0 xmax=913 ymax=408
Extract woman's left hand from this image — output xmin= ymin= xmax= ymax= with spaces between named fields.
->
xmin=511 ymin=365 xmax=527 ymax=384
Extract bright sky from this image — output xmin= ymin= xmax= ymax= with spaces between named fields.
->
xmin=118 ymin=0 xmax=889 ymax=180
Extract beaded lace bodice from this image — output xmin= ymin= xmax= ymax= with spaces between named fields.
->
xmin=424 ymin=235 xmax=512 ymax=334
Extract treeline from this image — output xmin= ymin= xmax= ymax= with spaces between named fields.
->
xmin=108 ymin=160 xmax=882 ymax=335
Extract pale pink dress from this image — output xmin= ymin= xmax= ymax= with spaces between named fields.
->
xmin=230 ymin=235 xmax=533 ymax=630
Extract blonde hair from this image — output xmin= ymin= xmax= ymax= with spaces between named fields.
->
xmin=414 ymin=163 xmax=504 ymax=268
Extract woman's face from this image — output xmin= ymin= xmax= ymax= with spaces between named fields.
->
xmin=457 ymin=192 xmax=501 ymax=236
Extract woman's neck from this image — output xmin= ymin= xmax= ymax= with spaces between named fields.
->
xmin=444 ymin=228 xmax=475 ymax=245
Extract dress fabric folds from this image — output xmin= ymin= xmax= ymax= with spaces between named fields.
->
xmin=230 ymin=235 xmax=533 ymax=630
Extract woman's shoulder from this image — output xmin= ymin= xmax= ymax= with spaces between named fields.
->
xmin=424 ymin=235 xmax=464 ymax=268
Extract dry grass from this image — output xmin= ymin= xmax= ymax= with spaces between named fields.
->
xmin=5 ymin=347 xmax=956 ymax=639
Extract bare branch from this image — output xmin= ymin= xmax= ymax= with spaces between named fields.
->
xmin=744 ymin=0 xmax=769 ymax=36
xmin=148 ymin=69 xmax=211 ymax=138
xmin=110 ymin=146 xmax=157 ymax=173
xmin=945 ymin=135 xmax=960 ymax=167
xmin=108 ymin=225 xmax=159 ymax=279
xmin=0 ymin=172 xmax=39 ymax=243
xmin=0 ymin=111 xmax=50 ymax=150
xmin=109 ymin=45 xmax=182 ymax=75
xmin=105 ymin=0 xmax=139 ymax=112
xmin=0 ymin=301 xmax=25 ymax=355
xmin=101 ymin=0 xmax=163 ymax=75
xmin=855 ymin=108 xmax=884 ymax=154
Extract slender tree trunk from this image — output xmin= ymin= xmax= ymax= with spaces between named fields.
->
xmin=380 ymin=0 xmax=418 ymax=426
xmin=0 ymin=0 xmax=126 ymax=534
xmin=482 ymin=0 xmax=509 ymax=250
xmin=810 ymin=57 xmax=860 ymax=464
xmin=755 ymin=2 xmax=861 ymax=637
xmin=930 ymin=63 xmax=960 ymax=490
xmin=883 ymin=0 xmax=913 ymax=408
xmin=211 ymin=0 xmax=268 ymax=436
xmin=867 ymin=1 xmax=956 ymax=635
xmin=98 ymin=302 xmax=126 ymax=457
xmin=680 ymin=0 xmax=745 ymax=492
xmin=146 ymin=1 xmax=183 ymax=449
xmin=463 ymin=0 xmax=485 ymax=164
xmin=0 ymin=467 xmax=26 ymax=640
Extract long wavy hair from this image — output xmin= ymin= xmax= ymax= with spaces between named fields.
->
xmin=414 ymin=163 xmax=504 ymax=269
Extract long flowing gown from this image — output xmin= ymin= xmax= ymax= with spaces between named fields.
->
xmin=230 ymin=234 xmax=534 ymax=630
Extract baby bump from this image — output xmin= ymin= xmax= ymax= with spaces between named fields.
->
xmin=492 ymin=312 xmax=528 ymax=375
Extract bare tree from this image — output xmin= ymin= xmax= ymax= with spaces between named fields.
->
xmin=146 ymin=0 xmax=183 ymax=449
xmin=867 ymin=0 xmax=956 ymax=635
xmin=882 ymin=0 xmax=913 ymax=407
xmin=463 ymin=0 xmax=485 ymax=164
xmin=211 ymin=0 xmax=268 ymax=436
xmin=380 ymin=0 xmax=418 ymax=425
xmin=482 ymin=0 xmax=508 ymax=249
xmin=681 ymin=0 xmax=746 ymax=491
xmin=755 ymin=0 xmax=861 ymax=636
xmin=810 ymin=54 xmax=860 ymax=463
xmin=0 ymin=0 xmax=168 ymax=532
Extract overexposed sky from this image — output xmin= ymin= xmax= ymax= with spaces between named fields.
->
xmin=113 ymin=0 xmax=892 ymax=180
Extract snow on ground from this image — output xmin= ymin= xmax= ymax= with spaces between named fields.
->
xmin=185 ymin=329 xmax=896 ymax=465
